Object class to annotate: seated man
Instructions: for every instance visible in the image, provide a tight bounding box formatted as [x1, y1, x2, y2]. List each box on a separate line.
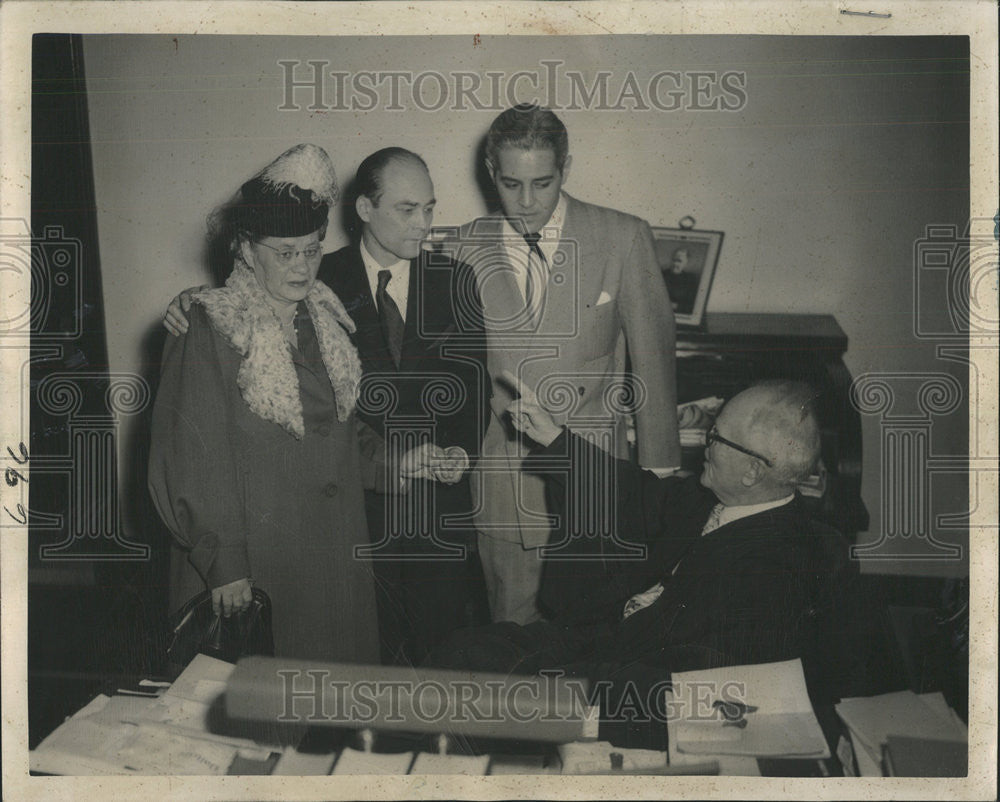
[426, 378, 873, 748]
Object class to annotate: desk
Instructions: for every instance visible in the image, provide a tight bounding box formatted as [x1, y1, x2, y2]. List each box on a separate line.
[31, 654, 851, 777]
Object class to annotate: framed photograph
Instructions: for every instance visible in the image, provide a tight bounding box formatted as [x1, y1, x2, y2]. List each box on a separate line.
[652, 227, 724, 327]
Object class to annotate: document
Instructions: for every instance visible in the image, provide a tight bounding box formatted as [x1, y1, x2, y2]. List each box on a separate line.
[30, 716, 237, 776]
[558, 740, 668, 773]
[331, 748, 415, 775]
[410, 753, 492, 775]
[835, 689, 967, 772]
[669, 659, 829, 758]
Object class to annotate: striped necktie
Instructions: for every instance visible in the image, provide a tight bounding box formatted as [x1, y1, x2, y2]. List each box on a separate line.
[522, 231, 546, 325]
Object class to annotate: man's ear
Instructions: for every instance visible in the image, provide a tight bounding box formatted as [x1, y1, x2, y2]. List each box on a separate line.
[740, 459, 766, 488]
[356, 194, 373, 223]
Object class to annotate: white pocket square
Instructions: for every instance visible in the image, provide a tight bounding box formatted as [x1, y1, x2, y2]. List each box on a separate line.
[596, 291, 613, 306]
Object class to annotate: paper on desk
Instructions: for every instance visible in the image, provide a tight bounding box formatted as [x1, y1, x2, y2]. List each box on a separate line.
[167, 653, 236, 702]
[835, 689, 966, 768]
[488, 754, 561, 775]
[30, 717, 236, 775]
[917, 691, 968, 736]
[272, 745, 338, 776]
[848, 730, 881, 777]
[670, 659, 829, 758]
[663, 694, 761, 777]
[558, 740, 667, 774]
[332, 747, 415, 775]
[410, 753, 491, 775]
[559, 741, 667, 774]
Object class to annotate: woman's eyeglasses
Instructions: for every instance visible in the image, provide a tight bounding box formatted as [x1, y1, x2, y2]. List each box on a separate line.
[254, 241, 323, 264]
[705, 425, 774, 468]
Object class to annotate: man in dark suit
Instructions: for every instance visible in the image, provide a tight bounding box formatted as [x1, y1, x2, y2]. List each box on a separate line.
[321, 148, 490, 665]
[428, 379, 872, 746]
[441, 105, 682, 626]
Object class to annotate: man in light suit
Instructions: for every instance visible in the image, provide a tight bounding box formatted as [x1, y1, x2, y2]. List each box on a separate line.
[442, 105, 681, 625]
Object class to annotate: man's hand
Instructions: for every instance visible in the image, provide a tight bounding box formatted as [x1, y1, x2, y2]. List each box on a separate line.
[399, 442, 447, 482]
[430, 446, 469, 485]
[163, 286, 208, 336]
[501, 370, 563, 447]
[212, 577, 253, 618]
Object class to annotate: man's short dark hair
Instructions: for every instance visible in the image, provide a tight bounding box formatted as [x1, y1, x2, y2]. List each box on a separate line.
[485, 104, 570, 171]
[355, 147, 428, 206]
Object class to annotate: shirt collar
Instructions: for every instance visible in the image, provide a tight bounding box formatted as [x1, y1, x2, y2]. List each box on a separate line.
[360, 238, 409, 280]
[714, 494, 795, 530]
[500, 192, 567, 263]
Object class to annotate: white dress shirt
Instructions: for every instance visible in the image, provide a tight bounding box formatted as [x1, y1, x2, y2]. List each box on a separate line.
[361, 239, 410, 323]
[500, 192, 567, 301]
[360, 240, 471, 480]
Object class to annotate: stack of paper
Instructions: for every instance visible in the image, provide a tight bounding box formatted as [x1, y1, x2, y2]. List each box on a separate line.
[662, 711, 761, 777]
[669, 659, 829, 759]
[30, 654, 281, 775]
[410, 752, 491, 775]
[331, 747, 415, 774]
[835, 690, 967, 777]
[29, 695, 238, 776]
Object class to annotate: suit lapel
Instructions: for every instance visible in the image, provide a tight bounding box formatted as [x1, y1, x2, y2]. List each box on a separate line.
[472, 217, 528, 335]
[546, 195, 601, 329]
[398, 256, 423, 370]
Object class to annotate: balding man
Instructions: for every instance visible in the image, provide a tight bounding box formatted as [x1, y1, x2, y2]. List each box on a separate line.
[428, 380, 871, 744]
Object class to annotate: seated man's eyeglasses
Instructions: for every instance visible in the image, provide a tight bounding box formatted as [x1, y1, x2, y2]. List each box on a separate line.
[705, 425, 774, 468]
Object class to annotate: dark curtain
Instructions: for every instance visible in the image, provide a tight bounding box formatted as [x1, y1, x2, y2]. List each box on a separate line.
[29, 33, 169, 747]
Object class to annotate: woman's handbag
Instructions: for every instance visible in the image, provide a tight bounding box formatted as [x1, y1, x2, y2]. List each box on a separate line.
[166, 587, 274, 671]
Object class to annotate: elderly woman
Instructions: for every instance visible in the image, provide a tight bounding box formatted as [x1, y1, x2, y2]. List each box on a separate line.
[148, 144, 379, 662]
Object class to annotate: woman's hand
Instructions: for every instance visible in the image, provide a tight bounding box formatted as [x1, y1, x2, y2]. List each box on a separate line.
[163, 285, 209, 336]
[501, 370, 563, 447]
[212, 577, 253, 617]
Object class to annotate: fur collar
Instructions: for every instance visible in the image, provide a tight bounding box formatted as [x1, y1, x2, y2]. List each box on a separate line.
[193, 264, 361, 438]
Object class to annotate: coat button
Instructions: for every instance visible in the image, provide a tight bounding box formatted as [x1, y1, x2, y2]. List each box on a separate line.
[317, 424, 331, 437]
[324, 482, 338, 497]
[578, 386, 586, 396]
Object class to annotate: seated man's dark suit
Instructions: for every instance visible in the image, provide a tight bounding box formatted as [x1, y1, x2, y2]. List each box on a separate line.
[428, 430, 873, 747]
[320, 245, 491, 665]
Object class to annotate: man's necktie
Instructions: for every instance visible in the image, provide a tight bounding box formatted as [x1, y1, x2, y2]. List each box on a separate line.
[665, 503, 726, 580]
[522, 231, 546, 325]
[376, 269, 404, 367]
[701, 503, 725, 536]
